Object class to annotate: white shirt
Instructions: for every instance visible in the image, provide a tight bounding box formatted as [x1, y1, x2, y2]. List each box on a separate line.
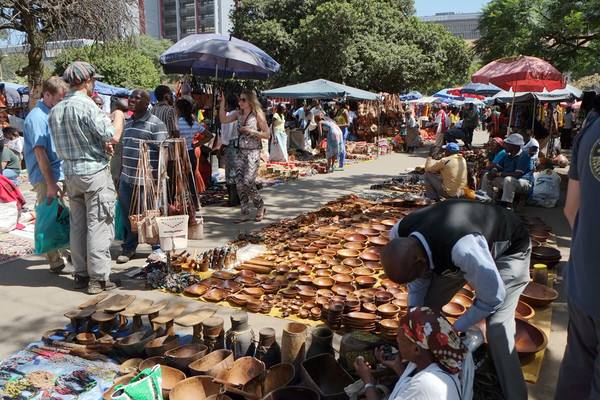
[390, 362, 461, 400]
[523, 138, 540, 159]
[220, 111, 237, 145]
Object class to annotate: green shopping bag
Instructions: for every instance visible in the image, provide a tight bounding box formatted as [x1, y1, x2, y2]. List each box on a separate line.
[34, 198, 70, 254]
[111, 364, 163, 400]
[115, 200, 124, 241]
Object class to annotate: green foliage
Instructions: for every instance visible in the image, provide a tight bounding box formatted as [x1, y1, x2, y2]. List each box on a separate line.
[475, 0, 600, 79]
[230, 0, 472, 93]
[0, 53, 28, 84]
[53, 39, 161, 89]
[134, 35, 173, 69]
[572, 74, 600, 91]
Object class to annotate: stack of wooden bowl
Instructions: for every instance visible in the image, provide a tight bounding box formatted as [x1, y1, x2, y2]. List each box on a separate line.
[379, 319, 400, 341]
[342, 312, 380, 332]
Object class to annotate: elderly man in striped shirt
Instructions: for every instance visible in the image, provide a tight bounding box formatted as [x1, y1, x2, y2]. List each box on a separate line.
[48, 61, 120, 294]
[117, 89, 168, 264]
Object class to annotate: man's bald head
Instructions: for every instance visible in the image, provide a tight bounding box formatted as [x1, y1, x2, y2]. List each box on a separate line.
[381, 237, 429, 284]
[129, 89, 150, 114]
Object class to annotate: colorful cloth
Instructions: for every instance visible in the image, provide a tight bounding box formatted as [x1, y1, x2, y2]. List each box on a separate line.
[48, 91, 115, 176]
[400, 306, 467, 374]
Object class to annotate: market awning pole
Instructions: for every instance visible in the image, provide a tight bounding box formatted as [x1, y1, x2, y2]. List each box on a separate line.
[507, 87, 516, 134]
[531, 97, 536, 133]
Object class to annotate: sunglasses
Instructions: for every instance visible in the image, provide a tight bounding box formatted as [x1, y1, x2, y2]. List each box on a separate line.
[239, 97, 247, 102]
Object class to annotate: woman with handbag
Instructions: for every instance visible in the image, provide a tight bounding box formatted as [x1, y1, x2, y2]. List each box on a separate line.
[219, 90, 270, 222]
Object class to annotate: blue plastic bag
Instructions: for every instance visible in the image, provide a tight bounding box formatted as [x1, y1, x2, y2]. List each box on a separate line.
[34, 198, 70, 254]
[115, 200, 124, 241]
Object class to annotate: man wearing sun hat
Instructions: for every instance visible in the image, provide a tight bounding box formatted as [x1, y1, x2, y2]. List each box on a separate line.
[48, 61, 119, 295]
[423, 142, 468, 201]
[480, 133, 534, 208]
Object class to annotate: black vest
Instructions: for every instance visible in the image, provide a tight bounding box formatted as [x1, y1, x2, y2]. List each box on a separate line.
[396, 199, 530, 274]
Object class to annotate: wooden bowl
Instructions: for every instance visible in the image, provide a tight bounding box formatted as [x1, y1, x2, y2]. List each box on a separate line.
[242, 287, 265, 297]
[353, 267, 376, 276]
[332, 274, 353, 284]
[377, 303, 401, 318]
[139, 356, 167, 371]
[238, 269, 257, 278]
[357, 228, 380, 237]
[183, 284, 209, 297]
[116, 331, 157, 357]
[169, 376, 221, 400]
[316, 289, 334, 298]
[165, 344, 208, 371]
[276, 265, 291, 274]
[297, 275, 314, 285]
[458, 287, 474, 300]
[298, 265, 313, 274]
[145, 335, 180, 357]
[344, 233, 369, 243]
[228, 293, 254, 306]
[332, 283, 356, 296]
[451, 294, 473, 309]
[381, 219, 398, 227]
[356, 275, 377, 288]
[337, 249, 360, 259]
[516, 300, 535, 320]
[359, 251, 380, 262]
[313, 277, 335, 288]
[315, 269, 332, 277]
[344, 312, 380, 322]
[76, 332, 96, 345]
[362, 302, 378, 313]
[374, 292, 394, 305]
[341, 258, 363, 268]
[442, 302, 466, 318]
[188, 349, 234, 377]
[379, 318, 400, 331]
[119, 358, 143, 375]
[343, 241, 366, 250]
[520, 282, 559, 308]
[369, 236, 390, 246]
[515, 318, 548, 356]
[160, 365, 187, 397]
[219, 356, 265, 387]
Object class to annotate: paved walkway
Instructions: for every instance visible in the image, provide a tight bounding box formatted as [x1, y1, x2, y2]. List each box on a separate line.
[0, 137, 569, 399]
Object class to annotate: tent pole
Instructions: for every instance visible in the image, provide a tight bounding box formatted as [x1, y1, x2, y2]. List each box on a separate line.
[507, 89, 516, 135]
[531, 97, 536, 133]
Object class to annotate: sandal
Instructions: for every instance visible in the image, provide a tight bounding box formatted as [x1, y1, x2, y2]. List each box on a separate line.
[255, 207, 267, 222]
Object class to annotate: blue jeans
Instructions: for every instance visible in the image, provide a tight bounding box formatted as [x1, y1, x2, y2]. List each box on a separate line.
[2, 168, 18, 184]
[339, 127, 349, 168]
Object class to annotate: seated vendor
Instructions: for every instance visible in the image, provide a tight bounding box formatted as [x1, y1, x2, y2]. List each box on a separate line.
[424, 142, 467, 201]
[444, 119, 466, 145]
[1, 142, 21, 183]
[480, 133, 534, 208]
[354, 306, 468, 400]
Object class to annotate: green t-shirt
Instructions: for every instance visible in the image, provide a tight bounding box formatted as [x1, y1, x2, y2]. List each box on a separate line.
[1, 147, 20, 171]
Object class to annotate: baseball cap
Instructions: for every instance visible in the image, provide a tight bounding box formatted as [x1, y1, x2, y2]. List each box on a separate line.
[63, 61, 103, 85]
[442, 142, 460, 153]
[504, 133, 525, 147]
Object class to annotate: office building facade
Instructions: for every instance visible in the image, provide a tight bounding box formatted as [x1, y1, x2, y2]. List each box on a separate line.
[420, 12, 482, 41]
[137, 0, 236, 41]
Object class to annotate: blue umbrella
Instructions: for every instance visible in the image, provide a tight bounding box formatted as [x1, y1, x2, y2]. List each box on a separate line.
[461, 82, 502, 96]
[160, 34, 280, 80]
[399, 91, 422, 101]
[94, 81, 131, 97]
[433, 88, 465, 101]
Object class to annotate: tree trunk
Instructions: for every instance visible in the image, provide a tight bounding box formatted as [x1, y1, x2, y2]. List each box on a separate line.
[25, 44, 45, 109]
[21, 10, 47, 109]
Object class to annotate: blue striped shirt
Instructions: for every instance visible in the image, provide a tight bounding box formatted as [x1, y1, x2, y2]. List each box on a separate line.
[177, 117, 205, 150]
[121, 111, 168, 185]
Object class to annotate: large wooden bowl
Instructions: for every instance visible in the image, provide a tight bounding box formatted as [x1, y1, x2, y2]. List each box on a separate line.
[515, 317, 548, 356]
[165, 344, 208, 371]
[169, 376, 221, 400]
[520, 282, 559, 308]
[161, 365, 186, 397]
[516, 300, 535, 320]
[442, 302, 466, 318]
[188, 349, 234, 378]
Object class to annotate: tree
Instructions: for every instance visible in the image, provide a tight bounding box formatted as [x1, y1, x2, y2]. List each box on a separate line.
[0, 53, 28, 83]
[475, 0, 600, 79]
[230, 0, 472, 93]
[0, 0, 136, 105]
[54, 40, 161, 89]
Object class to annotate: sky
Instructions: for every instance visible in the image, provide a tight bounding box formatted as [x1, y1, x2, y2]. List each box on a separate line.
[414, 0, 491, 16]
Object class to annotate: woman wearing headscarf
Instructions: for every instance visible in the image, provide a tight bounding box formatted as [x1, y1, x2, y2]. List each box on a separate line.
[219, 89, 270, 222]
[354, 307, 469, 400]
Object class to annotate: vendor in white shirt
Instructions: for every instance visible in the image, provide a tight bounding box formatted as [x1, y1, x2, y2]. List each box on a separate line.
[354, 307, 467, 400]
[383, 199, 531, 400]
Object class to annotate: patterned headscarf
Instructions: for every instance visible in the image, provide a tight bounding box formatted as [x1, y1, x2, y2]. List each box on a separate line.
[400, 306, 467, 374]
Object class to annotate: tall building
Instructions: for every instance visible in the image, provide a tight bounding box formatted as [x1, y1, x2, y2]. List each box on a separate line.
[135, 0, 235, 42]
[420, 12, 482, 41]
